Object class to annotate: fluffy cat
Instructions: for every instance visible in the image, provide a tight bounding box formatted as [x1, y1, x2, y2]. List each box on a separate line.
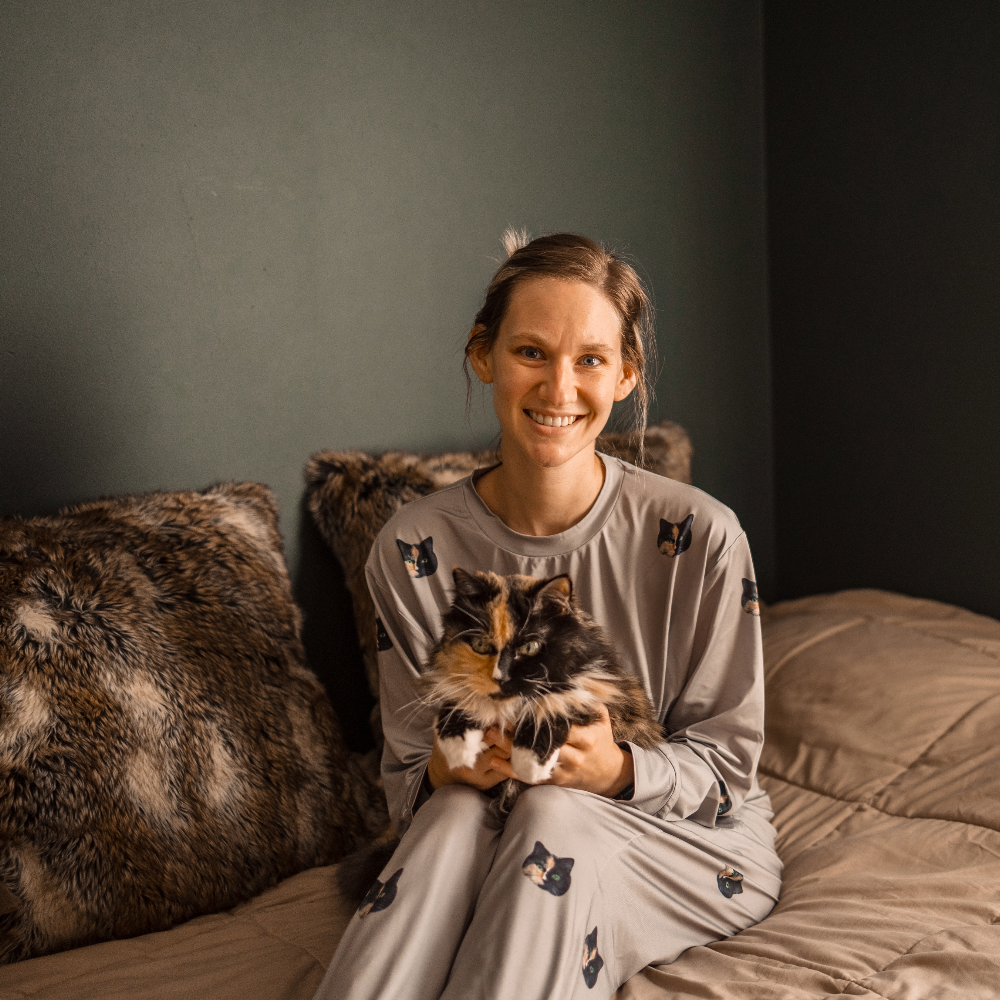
[425, 568, 663, 816]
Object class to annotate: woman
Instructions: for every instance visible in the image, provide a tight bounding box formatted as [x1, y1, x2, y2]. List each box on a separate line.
[313, 233, 781, 1000]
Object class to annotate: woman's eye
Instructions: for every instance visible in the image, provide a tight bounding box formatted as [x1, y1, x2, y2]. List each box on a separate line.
[517, 639, 542, 656]
[471, 635, 494, 654]
[519, 346, 544, 360]
[579, 355, 602, 368]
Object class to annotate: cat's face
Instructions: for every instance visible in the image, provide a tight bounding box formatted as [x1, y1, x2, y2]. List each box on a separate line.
[465, 276, 636, 472]
[430, 568, 615, 719]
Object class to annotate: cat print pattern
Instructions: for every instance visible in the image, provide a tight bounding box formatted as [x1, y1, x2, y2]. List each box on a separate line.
[358, 869, 403, 917]
[581, 927, 604, 989]
[376, 618, 393, 651]
[657, 514, 694, 557]
[395, 537, 438, 578]
[741, 579, 760, 615]
[717, 866, 744, 898]
[521, 841, 574, 896]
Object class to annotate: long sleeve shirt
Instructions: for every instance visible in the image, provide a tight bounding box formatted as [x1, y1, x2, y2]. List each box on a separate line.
[365, 454, 766, 834]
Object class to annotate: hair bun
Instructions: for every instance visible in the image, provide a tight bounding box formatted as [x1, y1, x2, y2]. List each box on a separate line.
[501, 227, 531, 258]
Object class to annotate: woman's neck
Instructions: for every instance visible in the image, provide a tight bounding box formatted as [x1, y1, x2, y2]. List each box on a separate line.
[474, 446, 606, 536]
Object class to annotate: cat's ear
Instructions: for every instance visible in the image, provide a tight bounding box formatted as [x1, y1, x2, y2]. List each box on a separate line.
[535, 574, 573, 609]
[453, 567, 487, 598]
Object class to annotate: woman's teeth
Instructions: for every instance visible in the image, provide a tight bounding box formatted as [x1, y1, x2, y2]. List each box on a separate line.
[528, 410, 581, 427]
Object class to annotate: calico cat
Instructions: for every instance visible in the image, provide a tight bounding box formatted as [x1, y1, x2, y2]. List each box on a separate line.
[521, 841, 574, 896]
[425, 568, 663, 816]
[741, 578, 760, 615]
[396, 537, 438, 578]
[657, 514, 693, 557]
[581, 927, 604, 988]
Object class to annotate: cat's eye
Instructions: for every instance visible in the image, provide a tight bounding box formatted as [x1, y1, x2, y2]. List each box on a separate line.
[517, 639, 542, 656]
[470, 635, 494, 655]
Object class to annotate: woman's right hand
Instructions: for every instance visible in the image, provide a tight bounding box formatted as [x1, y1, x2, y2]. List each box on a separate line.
[426, 725, 516, 791]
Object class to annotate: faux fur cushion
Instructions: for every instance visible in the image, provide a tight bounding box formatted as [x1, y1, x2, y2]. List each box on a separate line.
[0, 482, 378, 964]
[304, 422, 692, 745]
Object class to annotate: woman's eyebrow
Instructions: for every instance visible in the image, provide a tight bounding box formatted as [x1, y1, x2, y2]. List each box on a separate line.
[511, 332, 615, 353]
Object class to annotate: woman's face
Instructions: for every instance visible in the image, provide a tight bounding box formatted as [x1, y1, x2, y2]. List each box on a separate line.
[469, 276, 637, 471]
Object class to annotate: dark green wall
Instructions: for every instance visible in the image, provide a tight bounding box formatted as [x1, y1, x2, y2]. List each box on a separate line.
[766, 2, 1000, 619]
[1, 3, 772, 744]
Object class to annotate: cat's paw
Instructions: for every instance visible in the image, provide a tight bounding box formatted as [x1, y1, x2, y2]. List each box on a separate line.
[438, 729, 489, 771]
[511, 746, 560, 784]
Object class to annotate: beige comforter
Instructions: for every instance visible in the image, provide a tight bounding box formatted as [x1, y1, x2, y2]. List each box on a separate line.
[2, 590, 998, 999]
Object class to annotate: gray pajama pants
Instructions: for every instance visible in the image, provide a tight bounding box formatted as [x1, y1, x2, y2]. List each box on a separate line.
[313, 784, 782, 1000]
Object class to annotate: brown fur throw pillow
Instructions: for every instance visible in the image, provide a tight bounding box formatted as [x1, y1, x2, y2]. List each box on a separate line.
[0, 482, 377, 964]
[304, 421, 692, 746]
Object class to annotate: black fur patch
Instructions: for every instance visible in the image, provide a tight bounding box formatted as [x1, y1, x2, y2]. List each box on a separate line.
[741, 578, 760, 615]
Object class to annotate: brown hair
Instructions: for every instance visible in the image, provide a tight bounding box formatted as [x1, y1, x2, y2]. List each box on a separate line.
[464, 230, 656, 454]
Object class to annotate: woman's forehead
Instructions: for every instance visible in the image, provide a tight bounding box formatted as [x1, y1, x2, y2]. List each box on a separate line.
[501, 276, 622, 348]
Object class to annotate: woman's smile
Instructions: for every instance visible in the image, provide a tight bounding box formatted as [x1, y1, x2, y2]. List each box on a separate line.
[525, 409, 585, 429]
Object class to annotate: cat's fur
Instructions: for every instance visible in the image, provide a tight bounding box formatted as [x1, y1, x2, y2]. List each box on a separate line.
[339, 568, 663, 907]
[426, 568, 663, 817]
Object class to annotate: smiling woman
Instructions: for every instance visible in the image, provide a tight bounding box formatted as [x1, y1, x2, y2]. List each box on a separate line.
[313, 234, 781, 1000]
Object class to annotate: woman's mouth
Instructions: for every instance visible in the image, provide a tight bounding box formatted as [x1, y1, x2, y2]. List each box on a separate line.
[526, 410, 583, 428]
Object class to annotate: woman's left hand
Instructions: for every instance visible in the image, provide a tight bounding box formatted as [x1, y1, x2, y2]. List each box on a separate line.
[543, 704, 634, 798]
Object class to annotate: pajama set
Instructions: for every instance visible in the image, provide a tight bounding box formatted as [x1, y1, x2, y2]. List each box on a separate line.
[313, 456, 782, 1000]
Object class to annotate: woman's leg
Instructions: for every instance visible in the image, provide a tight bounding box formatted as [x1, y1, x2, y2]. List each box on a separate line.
[440, 785, 781, 1000]
[313, 784, 502, 1000]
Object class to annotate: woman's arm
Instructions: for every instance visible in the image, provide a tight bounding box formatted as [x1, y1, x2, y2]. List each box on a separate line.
[626, 531, 765, 824]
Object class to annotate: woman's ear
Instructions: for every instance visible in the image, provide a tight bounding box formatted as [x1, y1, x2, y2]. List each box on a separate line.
[614, 362, 638, 402]
[467, 325, 494, 384]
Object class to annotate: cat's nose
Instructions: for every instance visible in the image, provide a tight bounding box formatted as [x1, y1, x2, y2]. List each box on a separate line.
[493, 647, 515, 683]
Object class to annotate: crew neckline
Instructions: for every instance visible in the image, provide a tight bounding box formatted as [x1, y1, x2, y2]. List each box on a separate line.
[462, 453, 626, 557]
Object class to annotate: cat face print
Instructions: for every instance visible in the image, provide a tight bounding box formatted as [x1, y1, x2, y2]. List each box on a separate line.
[522, 841, 574, 896]
[581, 927, 604, 989]
[717, 781, 732, 816]
[376, 618, 392, 651]
[657, 514, 693, 557]
[741, 578, 760, 615]
[396, 537, 437, 578]
[717, 865, 744, 898]
[357, 868, 402, 917]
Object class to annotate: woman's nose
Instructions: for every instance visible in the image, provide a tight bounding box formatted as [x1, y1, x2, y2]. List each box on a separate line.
[538, 360, 576, 405]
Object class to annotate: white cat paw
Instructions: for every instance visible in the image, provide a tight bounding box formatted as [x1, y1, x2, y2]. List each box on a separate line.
[438, 729, 488, 771]
[511, 746, 560, 784]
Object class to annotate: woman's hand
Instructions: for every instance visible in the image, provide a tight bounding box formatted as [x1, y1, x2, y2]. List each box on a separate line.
[426, 725, 517, 791]
[544, 704, 634, 798]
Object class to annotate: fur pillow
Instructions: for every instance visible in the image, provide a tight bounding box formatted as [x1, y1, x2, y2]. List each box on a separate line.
[0, 482, 378, 964]
[304, 421, 692, 745]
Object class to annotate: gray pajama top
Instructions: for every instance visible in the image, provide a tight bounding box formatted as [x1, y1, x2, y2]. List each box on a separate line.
[366, 454, 768, 834]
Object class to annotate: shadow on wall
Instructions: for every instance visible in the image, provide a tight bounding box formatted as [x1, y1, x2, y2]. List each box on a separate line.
[293, 501, 376, 754]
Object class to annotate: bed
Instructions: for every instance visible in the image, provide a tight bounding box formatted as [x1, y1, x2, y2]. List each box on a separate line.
[3, 587, 997, 999]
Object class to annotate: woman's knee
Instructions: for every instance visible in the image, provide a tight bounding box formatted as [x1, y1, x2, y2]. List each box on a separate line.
[506, 784, 582, 833]
[416, 782, 492, 834]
